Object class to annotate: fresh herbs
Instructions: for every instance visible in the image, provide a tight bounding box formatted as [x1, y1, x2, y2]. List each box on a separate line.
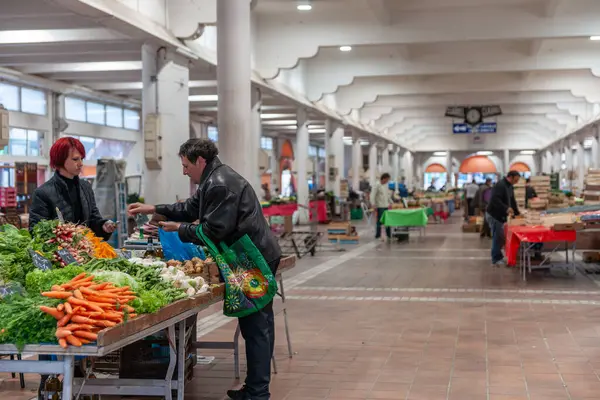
[25, 265, 85, 294]
[0, 295, 59, 350]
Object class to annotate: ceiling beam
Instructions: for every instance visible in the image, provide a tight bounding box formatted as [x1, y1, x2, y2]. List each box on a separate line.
[366, 0, 393, 25]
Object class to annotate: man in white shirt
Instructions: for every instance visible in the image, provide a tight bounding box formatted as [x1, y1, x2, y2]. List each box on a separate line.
[373, 173, 392, 240]
[465, 179, 480, 217]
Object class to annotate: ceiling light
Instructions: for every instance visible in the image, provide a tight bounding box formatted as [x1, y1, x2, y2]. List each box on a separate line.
[584, 138, 594, 148]
[297, 4, 312, 11]
[309, 128, 326, 134]
[433, 151, 447, 156]
[520, 150, 536, 155]
[188, 95, 218, 102]
[260, 113, 295, 119]
[590, 36, 600, 41]
[262, 119, 297, 125]
[477, 151, 493, 156]
[339, 46, 352, 52]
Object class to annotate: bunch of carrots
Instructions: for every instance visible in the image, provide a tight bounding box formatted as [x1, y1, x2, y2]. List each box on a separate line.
[85, 232, 117, 259]
[39, 272, 137, 348]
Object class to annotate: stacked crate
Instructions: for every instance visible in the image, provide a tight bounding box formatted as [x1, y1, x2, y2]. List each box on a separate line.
[0, 188, 16, 208]
[529, 175, 551, 210]
[514, 180, 526, 211]
[584, 168, 600, 204]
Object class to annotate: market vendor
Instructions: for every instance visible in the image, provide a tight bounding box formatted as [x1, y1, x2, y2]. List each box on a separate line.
[128, 138, 281, 400]
[29, 137, 117, 240]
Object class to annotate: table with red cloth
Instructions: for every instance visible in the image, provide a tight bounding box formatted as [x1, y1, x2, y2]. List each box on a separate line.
[505, 225, 577, 281]
[262, 200, 328, 223]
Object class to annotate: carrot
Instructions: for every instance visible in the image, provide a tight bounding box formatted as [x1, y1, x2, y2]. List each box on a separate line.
[71, 315, 93, 324]
[65, 335, 82, 347]
[57, 304, 64, 312]
[39, 306, 64, 320]
[121, 305, 135, 313]
[77, 282, 93, 288]
[41, 291, 72, 299]
[64, 303, 73, 314]
[73, 276, 93, 285]
[90, 319, 117, 328]
[64, 324, 94, 331]
[51, 285, 64, 292]
[57, 313, 72, 327]
[78, 338, 92, 345]
[73, 289, 84, 300]
[128, 314, 138, 319]
[86, 297, 117, 305]
[68, 297, 104, 313]
[58, 338, 68, 349]
[73, 331, 98, 341]
[69, 272, 87, 282]
[55, 329, 72, 339]
[76, 311, 103, 319]
[88, 283, 109, 291]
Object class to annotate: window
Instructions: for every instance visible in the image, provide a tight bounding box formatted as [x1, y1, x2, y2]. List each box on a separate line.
[124, 109, 139, 130]
[62, 134, 135, 161]
[20, 87, 46, 115]
[260, 137, 273, 150]
[208, 126, 218, 142]
[0, 128, 43, 156]
[0, 83, 19, 111]
[308, 145, 317, 157]
[318, 148, 326, 158]
[65, 97, 86, 122]
[86, 102, 105, 125]
[106, 105, 123, 128]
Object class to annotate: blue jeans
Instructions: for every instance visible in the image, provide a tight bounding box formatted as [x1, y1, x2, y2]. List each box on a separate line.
[376, 208, 391, 238]
[486, 213, 505, 264]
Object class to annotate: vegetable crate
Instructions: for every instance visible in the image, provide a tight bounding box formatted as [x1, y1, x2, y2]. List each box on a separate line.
[0, 188, 16, 208]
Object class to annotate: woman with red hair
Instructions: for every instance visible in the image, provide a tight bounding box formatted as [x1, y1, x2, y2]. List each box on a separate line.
[30, 137, 116, 240]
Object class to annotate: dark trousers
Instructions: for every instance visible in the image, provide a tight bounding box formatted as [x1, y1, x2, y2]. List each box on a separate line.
[466, 198, 475, 216]
[238, 258, 279, 400]
[375, 208, 391, 238]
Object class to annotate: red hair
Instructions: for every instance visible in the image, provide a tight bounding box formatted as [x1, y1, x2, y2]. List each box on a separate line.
[49, 137, 86, 170]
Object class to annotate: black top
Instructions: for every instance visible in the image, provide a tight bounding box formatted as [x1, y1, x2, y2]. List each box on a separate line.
[30, 173, 110, 240]
[155, 157, 282, 268]
[486, 178, 520, 223]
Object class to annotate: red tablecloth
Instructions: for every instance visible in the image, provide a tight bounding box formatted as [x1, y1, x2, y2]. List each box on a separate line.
[262, 200, 328, 223]
[505, 225, 577, 266]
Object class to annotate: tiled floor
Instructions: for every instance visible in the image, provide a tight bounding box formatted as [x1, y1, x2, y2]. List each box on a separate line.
[5, 216, 600, 400]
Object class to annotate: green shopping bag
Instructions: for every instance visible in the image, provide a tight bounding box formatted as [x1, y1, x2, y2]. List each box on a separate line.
[196, 226, 278, 318]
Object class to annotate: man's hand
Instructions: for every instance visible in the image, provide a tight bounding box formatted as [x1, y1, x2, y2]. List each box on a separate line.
[103, 221, 117, 233]
[159, 221, 181, 232]
[507, 208, 514, 217]
[128, 203, 156, 216]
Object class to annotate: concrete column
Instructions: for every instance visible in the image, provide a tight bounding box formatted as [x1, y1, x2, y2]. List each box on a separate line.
[369, 142, 377, 188]
[392, 146, 400, 192]
[446, 151, 453, 188]
[565, 142, 573, 190]
[352, 131, 361, 191]
[296, 108, 309, 222]
[250, 87, 262, 196]
[592, 129, 600, 169]
[270, 137, 280, 192]
[576, 141, 585, 195]
[382, 144, 390, 173]
[503, 148, 510, 174]
[142, 44, 190, 205]
[217, 0, 252, 178]
[324, 119, 333, 192]
[553, 147, 561, 173]
[332, 124, 345, 197]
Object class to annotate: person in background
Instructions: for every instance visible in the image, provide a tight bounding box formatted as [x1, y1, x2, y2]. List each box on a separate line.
[465, 179, 480, 216]
[373, 173, 392, 240]
[128, 138, 281, 400]
[486, 171, 521, 266]
[525, 178, 537, 208]
[397, 177, 409, 198]
[261, 183, 272, 202]
[475, 178, 493, 238]
[29, 137, 116, 399]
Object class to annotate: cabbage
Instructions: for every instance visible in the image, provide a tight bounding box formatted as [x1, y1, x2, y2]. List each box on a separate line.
[92, 271, 140, 292]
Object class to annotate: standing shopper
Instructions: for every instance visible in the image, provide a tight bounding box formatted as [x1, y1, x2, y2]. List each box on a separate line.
[372, 173, 392, 240]
[30, 137, 116, 400]
[486, 171, 521, 266]
[477, 178, 493, 238]
[464, 179, 479, 216]
[128, 139, 281, 400]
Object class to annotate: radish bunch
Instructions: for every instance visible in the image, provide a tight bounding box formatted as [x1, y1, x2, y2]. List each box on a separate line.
[47, 223, 94, 266]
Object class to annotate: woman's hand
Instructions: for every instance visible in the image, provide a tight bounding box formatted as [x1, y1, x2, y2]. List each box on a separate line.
[103, 221, 117, 233]
[159, 221, 181, 232]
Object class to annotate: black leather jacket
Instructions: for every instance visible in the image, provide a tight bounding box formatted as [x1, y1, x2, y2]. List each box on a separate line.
[155, 157, 282, 267]
[486, 178, 520, 223]
[30, 173, 111, 240]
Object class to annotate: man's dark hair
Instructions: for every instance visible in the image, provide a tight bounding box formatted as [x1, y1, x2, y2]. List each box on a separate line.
[507, 170, 521, 178]
[178, 138, 219, 164]
[381, 173, 391, 180]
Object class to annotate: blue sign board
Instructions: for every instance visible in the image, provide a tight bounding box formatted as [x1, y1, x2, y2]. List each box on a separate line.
[453, 122, 497, 134]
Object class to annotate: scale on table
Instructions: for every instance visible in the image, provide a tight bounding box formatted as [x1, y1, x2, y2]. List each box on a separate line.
[122, 214, 162, 253]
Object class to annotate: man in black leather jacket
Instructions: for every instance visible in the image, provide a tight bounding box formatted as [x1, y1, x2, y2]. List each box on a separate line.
[128, 138, 281, 400]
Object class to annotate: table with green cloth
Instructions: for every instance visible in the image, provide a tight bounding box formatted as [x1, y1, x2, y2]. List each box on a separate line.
[381, 208, 428, 238]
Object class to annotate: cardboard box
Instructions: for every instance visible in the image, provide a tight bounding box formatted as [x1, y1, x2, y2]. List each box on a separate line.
[270, 215, 293, 234]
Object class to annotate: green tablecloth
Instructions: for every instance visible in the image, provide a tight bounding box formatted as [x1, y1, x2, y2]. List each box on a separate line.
[381, 208, 428, 227]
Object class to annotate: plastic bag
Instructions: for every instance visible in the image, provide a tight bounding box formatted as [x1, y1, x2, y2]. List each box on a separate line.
[159, 229, 206, 261]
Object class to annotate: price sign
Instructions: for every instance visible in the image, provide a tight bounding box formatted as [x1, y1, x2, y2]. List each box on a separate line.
[115, 249, 132, 259]
[0, 284, 20, 298]
[28, 249, 52, 271]
[56, 249, 79, 265]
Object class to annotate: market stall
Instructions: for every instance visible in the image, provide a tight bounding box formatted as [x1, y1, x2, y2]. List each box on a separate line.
[262, 200, 328, 223]
[380, 208, 428, 238]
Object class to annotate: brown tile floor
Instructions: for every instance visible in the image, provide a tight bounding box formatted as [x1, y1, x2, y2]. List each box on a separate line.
[5, 216, 600, 399]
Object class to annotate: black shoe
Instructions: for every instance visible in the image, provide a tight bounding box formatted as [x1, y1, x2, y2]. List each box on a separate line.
[227, 386, 248, 400]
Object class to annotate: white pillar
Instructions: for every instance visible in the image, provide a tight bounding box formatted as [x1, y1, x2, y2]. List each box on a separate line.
[250, 87, 262, 196]
[565, 142, 573, 190]
[382, 144, 390, 173]
[369, 142, 377, 188]
[503, 148, 510, 174]
[553, 148, 561, 173]
[142, 44, 190, 205]
[446, 151, 453, 188]
[352, 131, 361, 191]
[392, 146, 400, 192]
[324, 119, 333, 192]
[217, 0, 252, 178]
[296, 108, 309, 222]
[332, 124, 345, 197]
[577, 141, 585, 195]
[592, 130, 600, 169]
[270, 138, 279, 192]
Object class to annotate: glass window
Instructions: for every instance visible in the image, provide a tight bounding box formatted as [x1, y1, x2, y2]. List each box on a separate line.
[20, 87, 46, 115]
[65, 97, 86, 121]
[318, 148, 326, 158]
[0, 83, 19, 111]
[9, 128, 27, 156]
[260, 137, 273, 150]
[78, 136, 96, 159]
[86, 102, 105, 125]
[105, 105, 123, 128]
[123, 109, 140, 130]
[308, 145, 317, 157]
[27, 130, 40, 156]
[208, 126, 218, 142]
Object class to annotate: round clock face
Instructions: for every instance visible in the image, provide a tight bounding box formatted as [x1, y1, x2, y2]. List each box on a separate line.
[466, 108, 481, 125]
